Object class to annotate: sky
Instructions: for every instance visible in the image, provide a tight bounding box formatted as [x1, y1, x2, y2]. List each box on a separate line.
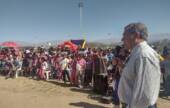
[0, 0, 170, 43]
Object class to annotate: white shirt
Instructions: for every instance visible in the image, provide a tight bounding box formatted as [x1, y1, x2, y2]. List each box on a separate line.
[60, 58, 69, 71]
[42, 61, 48, 70]
[118, 41, 161, 108]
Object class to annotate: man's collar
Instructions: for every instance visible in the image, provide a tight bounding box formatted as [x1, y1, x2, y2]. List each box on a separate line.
[131, 41, 147, 55]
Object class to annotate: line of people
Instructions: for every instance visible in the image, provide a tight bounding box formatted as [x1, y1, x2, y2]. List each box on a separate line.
[0, 47, 117, 89]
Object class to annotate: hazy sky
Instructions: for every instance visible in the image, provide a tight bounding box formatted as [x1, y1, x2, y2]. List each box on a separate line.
[0, 0, 170, 43]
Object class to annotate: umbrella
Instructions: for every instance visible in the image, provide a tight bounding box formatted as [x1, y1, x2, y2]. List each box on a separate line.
[0, 41, 19, 48]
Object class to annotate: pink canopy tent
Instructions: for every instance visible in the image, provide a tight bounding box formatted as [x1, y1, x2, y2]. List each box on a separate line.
[0, 41, 20, 48]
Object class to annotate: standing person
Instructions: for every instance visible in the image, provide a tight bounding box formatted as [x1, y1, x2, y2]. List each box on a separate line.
[70, 54, 77, 85]
[118, 22, 161, 108]
[13, 56, 22, 78]
[112, 57, 121, 108]
[107, 49, 114, 63]
[55, 53, 63, 80]
[22, 50, 30, 77]
[112, 48, 130, 108]
[38, 57, 48, 80]
[31, 53, 38, 78]
[76, 54, 86, 88]
[41, 57, 48, 80]
[67, 55, 72, 80]
[5, 56, 14, 79]
[60, 54, 70, 83]
[162, 46, 169, 58]
[84, 54, 93, 87]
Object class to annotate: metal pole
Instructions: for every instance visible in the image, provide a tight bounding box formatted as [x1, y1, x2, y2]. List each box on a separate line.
[79, 0, 83, 37]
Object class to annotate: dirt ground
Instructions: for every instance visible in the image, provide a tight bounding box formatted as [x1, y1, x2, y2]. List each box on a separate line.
[0, 76, 169, 108]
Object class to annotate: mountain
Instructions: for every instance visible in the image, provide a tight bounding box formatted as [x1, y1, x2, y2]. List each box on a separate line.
[90, 33, 170, 44]
[15, 41, 34, 47]
[34, 40, 63, 47]
[149, 33, 170, 42]
[2, 33, 169, 48]
[14, 40, 63, 47]
[88, 37, 121, 45]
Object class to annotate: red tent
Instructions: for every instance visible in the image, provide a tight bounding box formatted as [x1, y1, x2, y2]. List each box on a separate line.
[60, 41, 78, 51]
[0, 41, 19, 48]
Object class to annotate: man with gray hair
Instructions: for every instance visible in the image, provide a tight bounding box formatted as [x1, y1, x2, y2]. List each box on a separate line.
[118, 22, 161, 108]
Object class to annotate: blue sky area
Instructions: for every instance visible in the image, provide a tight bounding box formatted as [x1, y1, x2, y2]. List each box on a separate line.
[0, 0, 170, 43]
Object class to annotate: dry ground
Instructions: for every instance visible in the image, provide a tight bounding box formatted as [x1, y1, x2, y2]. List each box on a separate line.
[0, 76, 169, 108]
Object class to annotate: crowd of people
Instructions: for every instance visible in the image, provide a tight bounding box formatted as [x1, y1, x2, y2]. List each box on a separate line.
[0, 22, 170, 108]
[0, 45, 129, 88]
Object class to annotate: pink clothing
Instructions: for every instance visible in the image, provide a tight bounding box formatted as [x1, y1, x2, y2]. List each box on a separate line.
[77, 58, 86, 70]
[55, 56, 63, 80]
[38, 68, 45, 79]
[71, 60, 77, 84]
[37, 61, 47, 79]
[32, 58, 38, 67]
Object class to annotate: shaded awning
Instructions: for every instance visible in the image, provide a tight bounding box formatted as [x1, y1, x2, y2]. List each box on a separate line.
[0, 41, 19, 48]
